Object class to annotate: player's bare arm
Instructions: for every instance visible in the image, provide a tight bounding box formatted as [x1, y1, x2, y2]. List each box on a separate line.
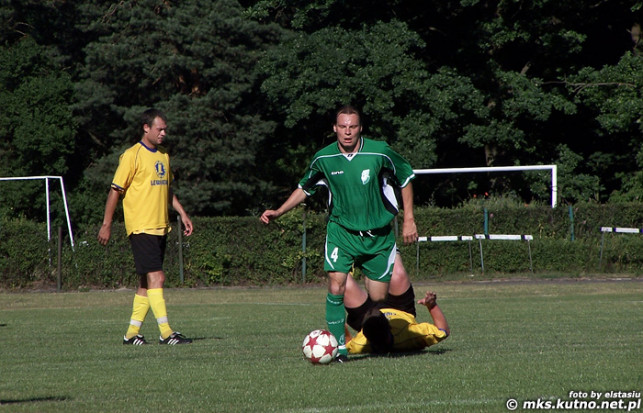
[401, 183, 418, 245]
[418, 291, 450, 336]
[260, 188, 307, 224]
[170, 190, 193, 236]
[98, 188, 122, 245]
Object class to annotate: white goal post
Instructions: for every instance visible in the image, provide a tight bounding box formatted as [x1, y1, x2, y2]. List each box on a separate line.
[0, 175, 75, 250]
[412, 165, 558, 208]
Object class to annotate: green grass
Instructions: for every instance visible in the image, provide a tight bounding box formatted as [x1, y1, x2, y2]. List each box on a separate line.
[1, 280, 641, 412]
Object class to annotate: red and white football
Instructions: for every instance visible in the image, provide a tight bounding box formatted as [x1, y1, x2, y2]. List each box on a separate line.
[301, 329, 338, 364]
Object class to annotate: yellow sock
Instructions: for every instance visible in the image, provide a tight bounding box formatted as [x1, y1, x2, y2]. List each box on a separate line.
[125, 294, 150, 339]
[148, 288, 173, 339]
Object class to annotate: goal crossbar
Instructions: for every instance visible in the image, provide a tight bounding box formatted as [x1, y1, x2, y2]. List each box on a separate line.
[413, 165, 558, 208]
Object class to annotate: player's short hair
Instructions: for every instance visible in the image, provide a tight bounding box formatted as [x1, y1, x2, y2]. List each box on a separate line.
[141, 108, 167, 133]
[362, 307, 394, 353]
[335, 105, 361, 125]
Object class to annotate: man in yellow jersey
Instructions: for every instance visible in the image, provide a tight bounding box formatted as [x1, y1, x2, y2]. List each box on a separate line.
[98, 108, 194, 345]
[344, 252, 450, 354]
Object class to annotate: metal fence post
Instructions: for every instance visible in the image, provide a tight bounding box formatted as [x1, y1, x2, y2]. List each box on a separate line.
[57, 226, 63, 291]
[302, 207, 307, 283]
[177, 215, 184, 284]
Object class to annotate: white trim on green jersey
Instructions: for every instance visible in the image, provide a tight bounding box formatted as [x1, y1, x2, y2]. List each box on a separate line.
[298, 137, 415, 231]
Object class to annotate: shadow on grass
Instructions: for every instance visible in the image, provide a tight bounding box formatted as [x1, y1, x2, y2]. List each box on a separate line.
[347, 347, 452, 362]
[118, 336, 221, 346]
[0, 396, 70, 405]
[191, 336, 224, 342]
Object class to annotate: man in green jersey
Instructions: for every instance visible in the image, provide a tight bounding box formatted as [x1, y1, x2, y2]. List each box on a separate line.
[261, 105, 418, 361]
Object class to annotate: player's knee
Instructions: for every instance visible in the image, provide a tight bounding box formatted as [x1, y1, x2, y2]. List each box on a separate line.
[147, 270, 166, 287]
[368, 289, 387, 302]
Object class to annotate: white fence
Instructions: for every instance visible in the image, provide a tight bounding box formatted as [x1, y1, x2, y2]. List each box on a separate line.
[598, 226, 643, 268]
[417, 233, 534, 274]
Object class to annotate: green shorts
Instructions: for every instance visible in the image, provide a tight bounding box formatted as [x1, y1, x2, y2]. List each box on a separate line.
[324, 221, 396, 282]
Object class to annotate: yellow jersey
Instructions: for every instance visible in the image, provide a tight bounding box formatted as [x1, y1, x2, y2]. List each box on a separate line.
[346, 307, 448, 354]
[111, 141, 173, 236]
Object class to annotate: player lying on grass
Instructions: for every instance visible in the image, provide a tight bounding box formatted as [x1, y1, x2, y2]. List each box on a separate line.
[343, 252, 450, 354]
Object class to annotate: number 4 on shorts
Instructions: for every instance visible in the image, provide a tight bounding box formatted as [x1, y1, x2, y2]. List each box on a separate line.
[330, 247, 339, 262]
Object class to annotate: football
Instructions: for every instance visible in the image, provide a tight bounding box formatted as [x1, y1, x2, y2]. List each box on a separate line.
[301, 329, 338, 364]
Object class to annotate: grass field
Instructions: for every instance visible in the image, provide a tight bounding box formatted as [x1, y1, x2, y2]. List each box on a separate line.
[1, 279, 641, 412]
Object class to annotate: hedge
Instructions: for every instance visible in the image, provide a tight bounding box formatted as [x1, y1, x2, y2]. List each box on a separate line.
[1, 200, 642, 289]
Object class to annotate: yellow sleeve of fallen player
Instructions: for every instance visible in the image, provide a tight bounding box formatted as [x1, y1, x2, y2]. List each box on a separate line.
[346, 330, 372, 354]
[393, 321, 448, 351]
[346, 308, 448, 354]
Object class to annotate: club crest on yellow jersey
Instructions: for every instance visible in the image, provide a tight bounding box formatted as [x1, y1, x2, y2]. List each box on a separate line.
[155, 161, 167, 178]
[151, 161, 168, 186]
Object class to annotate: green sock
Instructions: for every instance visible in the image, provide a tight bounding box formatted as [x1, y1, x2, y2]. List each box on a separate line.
[326, 293, 347, 356]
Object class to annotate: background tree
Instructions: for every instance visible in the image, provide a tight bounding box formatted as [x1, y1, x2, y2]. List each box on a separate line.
[250, 0, 641, 206]
[0, 36, 77, 224]
[256, 21, 487, 205]
[570, 51, 643, 202]
[72, 0, 284, 218]
[0, 0, 640, 226]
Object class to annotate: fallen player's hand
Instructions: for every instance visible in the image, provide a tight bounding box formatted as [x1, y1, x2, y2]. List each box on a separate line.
[418, 291, 437, 309]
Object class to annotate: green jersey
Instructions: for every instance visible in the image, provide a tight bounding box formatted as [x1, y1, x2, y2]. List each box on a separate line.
[299, 137, 415, 231]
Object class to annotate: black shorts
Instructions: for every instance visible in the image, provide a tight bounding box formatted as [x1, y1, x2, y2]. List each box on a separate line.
[346, 285, 416, 331]
[129, 233, 167, 275]
[382, 285, 416, 317]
